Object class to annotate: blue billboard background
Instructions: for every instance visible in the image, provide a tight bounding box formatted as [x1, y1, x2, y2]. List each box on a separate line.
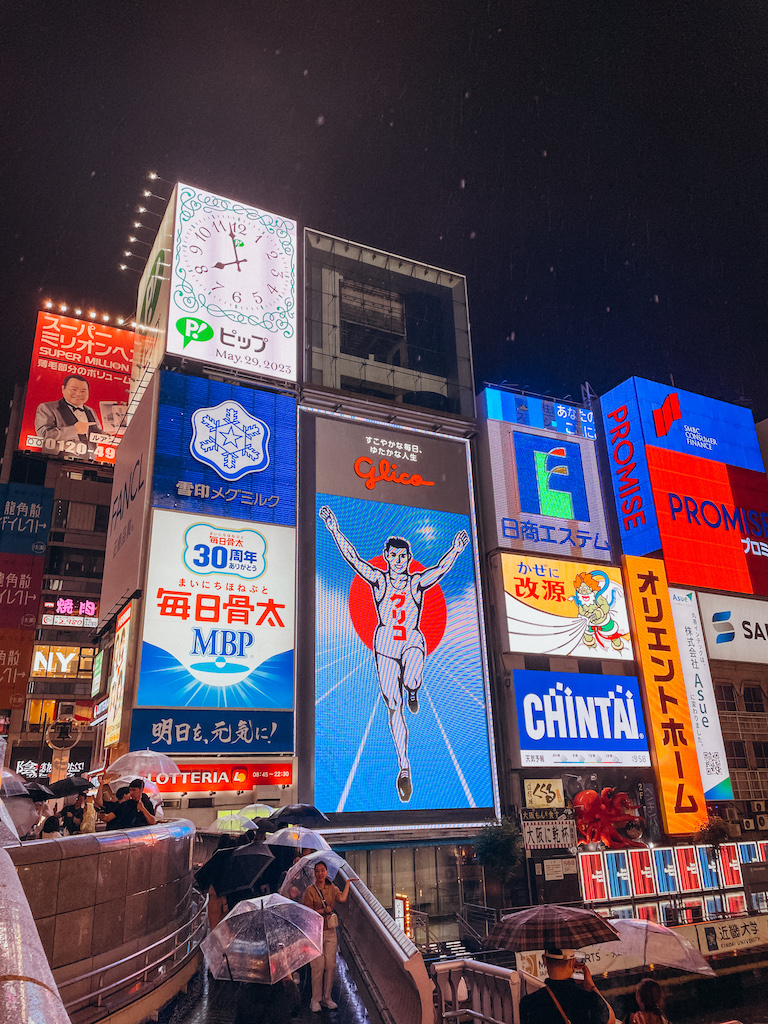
[152, 372, 296, 525]
[315, 493, 494, 813]
[514, 668, 650, 766]
[130, 707, 293, 755]
[0, 483, 54, 555]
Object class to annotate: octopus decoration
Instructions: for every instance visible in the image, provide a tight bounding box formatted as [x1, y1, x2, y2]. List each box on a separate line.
[573, 787, 646, 849]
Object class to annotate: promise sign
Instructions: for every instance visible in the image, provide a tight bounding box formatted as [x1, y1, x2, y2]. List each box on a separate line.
[623, 555, 706, 835]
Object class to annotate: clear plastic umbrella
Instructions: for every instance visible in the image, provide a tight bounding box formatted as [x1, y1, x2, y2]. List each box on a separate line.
[107, 775, 163, 810]
[1, 768, 31, 799]
[582, 917, 717, 976]
[278, 850, 354, 899]
[201, 893, 323, 983]
[265, 826, 331, 851]
[104, 749, 180, 780]
[0, 795, 20, 847]
[241, 803, 275, 819]
[202, 814, 261, 834]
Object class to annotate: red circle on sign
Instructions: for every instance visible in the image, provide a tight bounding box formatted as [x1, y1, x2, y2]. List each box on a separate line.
[348, 556, 447, 654]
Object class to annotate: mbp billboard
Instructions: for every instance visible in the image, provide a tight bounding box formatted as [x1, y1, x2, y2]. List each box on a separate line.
[152, 372, 296, 526]
[498, 554, 633, 661]
[19, 312, 136, 465]
[309, 413, 497, 816]
[513, 669, 650, 767]
[697, 591, 768, 664]
[136, 509, 294, 719]
[478, 389, 612, 561]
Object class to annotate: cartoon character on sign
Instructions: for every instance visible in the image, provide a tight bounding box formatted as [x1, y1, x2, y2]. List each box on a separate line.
[571, 571, 626, 651]
[319, 505, 468, 803]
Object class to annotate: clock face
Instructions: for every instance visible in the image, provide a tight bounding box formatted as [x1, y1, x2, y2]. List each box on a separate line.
[167, 184, 298, 382]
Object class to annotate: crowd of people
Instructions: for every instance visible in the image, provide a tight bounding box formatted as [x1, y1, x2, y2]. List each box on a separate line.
[28, 778, 157, 839]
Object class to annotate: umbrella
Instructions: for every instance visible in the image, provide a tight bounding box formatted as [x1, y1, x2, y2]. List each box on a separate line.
[1, 767, 31, 799]
[104, 749, 180, 780]
[270, 803, 330, 828]
[241, 803, 275, 819]
[25, 780, 55, 802]
[0, 796, 20, 847]
[201, 893, 323, 983]
[201, 814, 261, 834]
[486, 905, 620, 952]
[49, 775, 95, 798]
[265, 826, 331, 852]
[582, 918, 716, 977]
[106, 775, 162, 809]
[195, 842, 275, 896]
[278, 850, 355, 899]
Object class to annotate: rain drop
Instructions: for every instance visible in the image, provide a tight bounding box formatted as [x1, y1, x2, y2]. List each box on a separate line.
[316, 115, 325, 126]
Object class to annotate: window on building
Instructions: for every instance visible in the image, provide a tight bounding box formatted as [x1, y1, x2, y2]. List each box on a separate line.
[715, 684, 737, 713]
[94, 504, 110, 533]
[753, 741, 768, 769]
[25, 699, 57, 733]
[53, 500, 69, 529]
[744, 685, 765, 714]
[46, 547, 105, 578]
[725, 740, 748, 768]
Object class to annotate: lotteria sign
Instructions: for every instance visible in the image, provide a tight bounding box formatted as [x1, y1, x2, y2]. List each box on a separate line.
[145, 761, 293, 793]
[513, 668, 650, 767]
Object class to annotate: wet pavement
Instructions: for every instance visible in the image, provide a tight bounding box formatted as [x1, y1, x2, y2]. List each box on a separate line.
[161, 953, 371, 1024]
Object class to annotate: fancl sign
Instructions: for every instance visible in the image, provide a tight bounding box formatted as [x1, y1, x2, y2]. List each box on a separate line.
[514, 668, 650, 767]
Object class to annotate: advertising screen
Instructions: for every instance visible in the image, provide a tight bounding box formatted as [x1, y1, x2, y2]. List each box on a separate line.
[130, 708, 292, 755]
[0, 484, 54, 555]
[513, 668, 650, 767]
[143, 760, 292, 792]
[165, 184, 297, 383]
[19, 312, 136, 465]
[481, 416, 612, 561]
[0, 630, 35, 709]
[152, 372, 296, 526]
[312, 414, 496, 815]
[137, 509, 294, 712]
[481, 388, 597, 438]
[0, 554, 44, 630]
[697, 591, 768, 664]
[105, 603, 132, 747]
[669, 589, 732, 800]
[499, 554, 633, 661]
[623, 556, 707, 835]
[41, 597, 98, 628]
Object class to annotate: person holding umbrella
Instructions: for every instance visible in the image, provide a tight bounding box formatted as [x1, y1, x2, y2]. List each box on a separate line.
[302, 860, 351, 1012]
[519, 949, 616, 1024]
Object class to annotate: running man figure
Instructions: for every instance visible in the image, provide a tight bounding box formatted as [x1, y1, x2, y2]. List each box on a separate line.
[319, 506, 469, 802]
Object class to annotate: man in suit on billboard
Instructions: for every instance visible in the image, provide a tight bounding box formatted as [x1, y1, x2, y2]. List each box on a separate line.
[35, 373, 101, 445]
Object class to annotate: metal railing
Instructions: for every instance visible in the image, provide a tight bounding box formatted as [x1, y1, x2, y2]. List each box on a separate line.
[57, 889, 208, 1013]
[433, 958, 536, 1024]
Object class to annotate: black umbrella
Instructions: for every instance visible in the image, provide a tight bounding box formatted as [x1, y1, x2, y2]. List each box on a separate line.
[269, 804, 330, 828]
[196, 841, 275, 896]
[25, 780, 54, 801]
[48, 775, 94, 798]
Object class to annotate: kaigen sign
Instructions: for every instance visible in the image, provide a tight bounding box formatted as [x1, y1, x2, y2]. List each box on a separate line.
[19, 312, 136, 465]
[137, 509, 294, 711]
[696, 591, 768, 664]
[312, 413, 495, 815]
[499, 554, 633, 661]
[513, 669, 650, 767]
[624, 556, 707, 834]
[479, 403, 611, 560]
[669, 590, 732, 800]
[152, 372, 296, 526]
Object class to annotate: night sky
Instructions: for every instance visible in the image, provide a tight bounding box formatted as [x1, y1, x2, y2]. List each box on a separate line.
[2, 2, 767, 424]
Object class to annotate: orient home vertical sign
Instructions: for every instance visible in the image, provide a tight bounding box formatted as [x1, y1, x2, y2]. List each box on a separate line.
[623, 556, 706, 835]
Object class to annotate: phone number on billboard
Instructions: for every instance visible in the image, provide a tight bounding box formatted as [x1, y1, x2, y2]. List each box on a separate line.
[25, 434, 117, 460]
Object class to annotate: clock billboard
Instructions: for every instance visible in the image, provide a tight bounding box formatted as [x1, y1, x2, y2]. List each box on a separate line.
[133, 182, 297, 392]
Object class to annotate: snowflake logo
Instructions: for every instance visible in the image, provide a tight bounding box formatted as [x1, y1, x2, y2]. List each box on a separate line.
[189, 401, 270, 481]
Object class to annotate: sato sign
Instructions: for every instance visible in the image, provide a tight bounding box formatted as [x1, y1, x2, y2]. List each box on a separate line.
[19, 312, 136, 465]
[500, 554, 632, 661]
[145, 761, 293, 792]
[130, 708, 292, 755]
[137, 509, 294, 710]
[697, 591, 768, 665]
[312, 413, 496, 815]
[479, 407, 612, 561]
[624, 556, 706, 835]
[669, 590, 732, 800]
[152, 372, 296, 526]
[513, 669, 650, 767]
[166, 183, 297, 383]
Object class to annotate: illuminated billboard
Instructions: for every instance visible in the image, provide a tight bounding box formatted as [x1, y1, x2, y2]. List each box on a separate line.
[105, 603, 133, 748]
[624, 556, 706, 835]
[513, 668, 650, 767]
[0, 630, 35, 710]
[696, 591, 768, 664]
[311, 413, 496, 815]
[130, 707, 292, 755]
[152, 372, 296, 525]
[479, 390, 612, 561]
[669, 589, 732, 800]
[0, 484, 54, 555]
[137, 509, 294, 712]
[31, 645, 94, 678]
[0, 555, 44, 630]
[19, 312, 136, 465]
[166, 183, 297, 382]
[499, 554, 633, 661]
[41, 597, 98, 628]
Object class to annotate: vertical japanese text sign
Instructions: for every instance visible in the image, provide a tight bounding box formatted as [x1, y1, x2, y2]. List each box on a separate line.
[623, 555, 706, 834]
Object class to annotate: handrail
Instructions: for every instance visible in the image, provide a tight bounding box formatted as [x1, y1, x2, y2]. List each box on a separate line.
[433, 958, 523, 1024]
[57, 890, 208, 1011]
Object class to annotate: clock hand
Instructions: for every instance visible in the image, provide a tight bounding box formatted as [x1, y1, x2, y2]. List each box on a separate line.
[213, 259, 249, 270]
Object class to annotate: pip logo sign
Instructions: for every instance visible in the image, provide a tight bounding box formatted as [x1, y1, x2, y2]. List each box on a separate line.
[653, 393, 681, 437]
[513, 433, 589, 521]
[712, 610, 735, 644]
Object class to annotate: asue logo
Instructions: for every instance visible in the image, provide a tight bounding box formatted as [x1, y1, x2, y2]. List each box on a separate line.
[513, 433, 589, 521]
[712, 610, 735, 644]
[653, 393, 681, 437]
